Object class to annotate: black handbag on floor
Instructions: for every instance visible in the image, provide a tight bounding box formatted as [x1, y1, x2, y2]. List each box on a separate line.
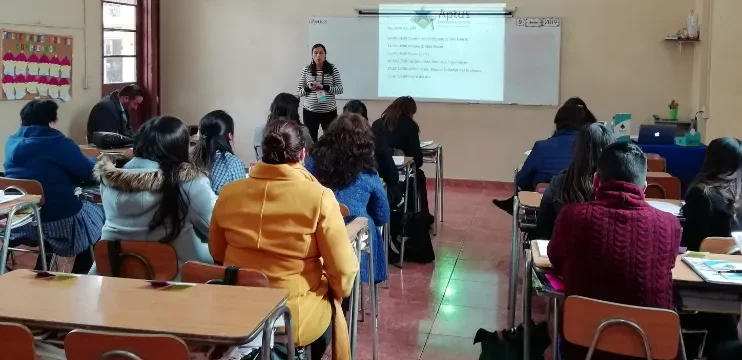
[474, 321, 551, 360]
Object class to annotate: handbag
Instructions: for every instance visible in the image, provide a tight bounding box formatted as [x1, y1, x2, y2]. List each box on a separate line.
[474, 320, 551, 360]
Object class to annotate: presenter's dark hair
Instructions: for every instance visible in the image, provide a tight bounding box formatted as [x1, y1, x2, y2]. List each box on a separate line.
[310, 43, 332, 76]
[558, 123, 616, 205]
[554, 97, 597, 132]
[268, 93, 301, 124]
[380, 96, 417, 131]
[119, 84, 144, 98]
[191, 110, 235, 171]
[310, 113, 376, 189]
[597, 142, 647, 186]
[343, 100, 368, 119]
[20, 99, 58, 127]
[134, 116, 192, 243]
[262, 120, 305, 164]
[693, 137, 742, 214]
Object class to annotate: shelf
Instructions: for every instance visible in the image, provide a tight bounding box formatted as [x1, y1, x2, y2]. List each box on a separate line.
[664, 38, 700, 54]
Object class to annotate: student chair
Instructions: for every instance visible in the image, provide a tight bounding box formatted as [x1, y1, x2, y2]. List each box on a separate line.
[339, 204, 350, 217]
[0, 322, 36, 360]
[180, 262, 294, 359]
[646, 174, 682, 200]
[699, 237, 741, 255]
[646, 153, 667, 172]
[93, 240, 179, 281]
[64, 330, 189, 360]
[563, 296, 686, 360]
[0, 178, 52, 274]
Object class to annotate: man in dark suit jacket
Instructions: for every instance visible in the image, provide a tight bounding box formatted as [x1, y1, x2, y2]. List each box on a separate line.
[86, 84, 144, 141]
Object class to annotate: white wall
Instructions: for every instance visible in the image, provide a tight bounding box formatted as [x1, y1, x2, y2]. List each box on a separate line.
[0, 0, 101, 152]
[161, 0, 696, 181]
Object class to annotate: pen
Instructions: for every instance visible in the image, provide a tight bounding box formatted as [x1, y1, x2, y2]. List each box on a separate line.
[719, 269, 742, 274]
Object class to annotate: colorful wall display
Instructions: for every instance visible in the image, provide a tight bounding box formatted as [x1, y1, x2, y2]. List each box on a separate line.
[1, 30, 73, 102]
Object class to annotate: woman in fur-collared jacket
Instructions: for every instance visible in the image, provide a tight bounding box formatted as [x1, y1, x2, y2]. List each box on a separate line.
[93, 116, 217, 277]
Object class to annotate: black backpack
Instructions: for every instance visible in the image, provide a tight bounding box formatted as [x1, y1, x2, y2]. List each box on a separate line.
[389, 209, 435, 264]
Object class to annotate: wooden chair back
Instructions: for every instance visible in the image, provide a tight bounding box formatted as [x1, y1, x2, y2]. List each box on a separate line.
[645, 183, 667, 199]
[564, 296, 681, 360]
[0, 322, 35, 360]
[339, 204, 350, 217]
[646, 174, 681, 200]
[699, 237, 740, 255]
[81, 147, 102, 158]
[0, 177, 44, 207]
[646, 153, 667, 172]
[93, 240, 179, 281]
[64, 329, 189, 360]
[181, 261, 269, 287]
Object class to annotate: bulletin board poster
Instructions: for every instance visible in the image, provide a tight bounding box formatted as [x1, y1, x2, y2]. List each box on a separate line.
[0, 30, 73, 102]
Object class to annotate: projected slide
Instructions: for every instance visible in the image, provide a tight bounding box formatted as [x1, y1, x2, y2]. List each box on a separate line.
[378, 4, 505, 101]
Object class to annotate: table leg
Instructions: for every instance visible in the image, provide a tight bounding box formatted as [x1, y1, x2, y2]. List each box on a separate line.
[508, 196, 520, 328]
[413, 166, 419, 213]
[350, 235, 362, 359]
[522, 247, 533, 360]
[33, 204, 48, 271]
[261, 305, 294, 360]
[439, 147, 444, 223]
[400, 164, 410, 268]
[368, 230, 378, 360]
[0, 207, 20, 275]
[552, 297, 559, 360]
[379, 225, 389, 289]
[433, 148, 441, 235]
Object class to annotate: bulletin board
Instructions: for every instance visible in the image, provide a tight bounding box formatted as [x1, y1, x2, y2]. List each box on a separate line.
[0, 30, 73, 102]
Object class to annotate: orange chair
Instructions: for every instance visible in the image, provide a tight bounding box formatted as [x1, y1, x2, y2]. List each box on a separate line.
[64, 330, 189, 360]
[93, 240, 179, 281]
[0, 322, 35, 360]
[181, 261, 269, 287]
[699, 237, 740, 255]
[563, 296, 685, 359]
[646, 173, 681, 200]
[646, 153, 667, 172]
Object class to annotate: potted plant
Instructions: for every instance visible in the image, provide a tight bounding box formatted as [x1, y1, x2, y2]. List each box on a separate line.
[668, 100, 679, 120]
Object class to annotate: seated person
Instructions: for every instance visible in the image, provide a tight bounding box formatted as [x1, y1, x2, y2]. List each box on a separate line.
[371, 96, 432, 222]
[305, 113, 391, 284]
[681, 137, 742, 251]
[86, 84, 144, 140]
[548, 142, 681, 359]
[4, 100, 104, 274]
[209, 120, 358, 360]
[493, 97, 597, 214]
[94, 116, 217, 278]
[190, 110, 246, 194]
[536, 123, 616, 239]
[343, 99, 401, 206]
[253, 92, 313, 158]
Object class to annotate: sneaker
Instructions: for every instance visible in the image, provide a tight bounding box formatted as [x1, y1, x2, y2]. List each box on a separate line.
[492, 197, 515, 216]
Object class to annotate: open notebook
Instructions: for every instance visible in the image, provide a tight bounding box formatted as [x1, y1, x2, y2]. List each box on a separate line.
[646, 200, 682, 217]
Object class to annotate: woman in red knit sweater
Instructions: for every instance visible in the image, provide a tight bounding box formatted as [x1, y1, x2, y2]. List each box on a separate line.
[548, 142, 682, 359]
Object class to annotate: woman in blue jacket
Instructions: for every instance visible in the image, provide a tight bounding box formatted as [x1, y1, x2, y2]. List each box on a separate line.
[4, 100, 104, 273]
[305, 113, 390, 284]
[493, 97, 597, 215]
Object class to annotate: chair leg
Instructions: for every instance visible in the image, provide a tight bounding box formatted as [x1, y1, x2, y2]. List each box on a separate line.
[360, 282, 366, 322]
[32, 205, 48, 271]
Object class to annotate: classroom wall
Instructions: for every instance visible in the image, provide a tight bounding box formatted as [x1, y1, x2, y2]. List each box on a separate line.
[0, 0, 101, 156]
[160, 0, 696, 182]
[705, 0, 742, 140]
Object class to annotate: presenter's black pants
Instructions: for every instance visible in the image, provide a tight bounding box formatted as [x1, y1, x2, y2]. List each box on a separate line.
[303, 108, 338, 142]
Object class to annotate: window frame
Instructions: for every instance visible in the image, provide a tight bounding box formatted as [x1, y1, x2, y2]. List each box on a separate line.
[102, 0, 140, 91]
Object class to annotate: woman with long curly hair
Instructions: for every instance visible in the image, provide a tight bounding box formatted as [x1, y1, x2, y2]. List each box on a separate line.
[305, 113, 390, 283]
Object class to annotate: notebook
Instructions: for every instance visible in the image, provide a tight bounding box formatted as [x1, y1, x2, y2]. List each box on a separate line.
[646, 200, 682, 217]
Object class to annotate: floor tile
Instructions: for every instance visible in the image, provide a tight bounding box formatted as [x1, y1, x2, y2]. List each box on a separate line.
[430, 305, 502, 338]
[450, 259, 509, 284]
[433, 240, 463, 260]
[442, 280, 507, 310]
[420, 334, 480, 360]
[458, 240, 511, 261]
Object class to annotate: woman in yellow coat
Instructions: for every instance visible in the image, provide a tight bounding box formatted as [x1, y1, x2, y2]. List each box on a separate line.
[209, 119, 358, 360]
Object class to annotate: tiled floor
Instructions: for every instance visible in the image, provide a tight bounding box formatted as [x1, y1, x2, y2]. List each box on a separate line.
[350, 184, 550, 360]
[5, 184, 550, 359]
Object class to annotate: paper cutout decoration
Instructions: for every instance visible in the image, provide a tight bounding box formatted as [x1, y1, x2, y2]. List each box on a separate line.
[59, 56, 71, 79]
[49, 55, 60, 77]
[27, 53, 39, 76]
[36, 75, 48, 97]
[59, 78, 70, 102]
[14, 74, 26, 99]
[38, 54, 50, 76]
[26, 75, 37, 94]
[2, 52, 14, 75]
[14, 52, 26, 76]
[2, 74, 14, 99]
[47, 76, 59, 99]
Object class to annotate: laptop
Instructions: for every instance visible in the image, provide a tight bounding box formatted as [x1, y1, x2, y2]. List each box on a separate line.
[637, 125, 676, 145]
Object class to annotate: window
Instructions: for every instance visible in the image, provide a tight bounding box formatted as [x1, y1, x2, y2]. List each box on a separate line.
[102, 0, 138, 85]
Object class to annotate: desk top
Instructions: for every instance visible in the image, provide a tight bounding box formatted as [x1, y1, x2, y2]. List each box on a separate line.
[79, 145, 134, 159]
[517, 191, 681, 209]
[533, 243, 742, 289]
[395, 156, 414, 169]
[0, 195, 41, 216]
[647, 172, 672, 178]
[0, 270, 288, 345]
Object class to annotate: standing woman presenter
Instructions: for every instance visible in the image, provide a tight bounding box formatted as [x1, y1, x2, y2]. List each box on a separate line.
[297, 44, 344, 141]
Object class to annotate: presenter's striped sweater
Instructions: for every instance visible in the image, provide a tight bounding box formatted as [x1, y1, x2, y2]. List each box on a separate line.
[297, 64, 343, 113]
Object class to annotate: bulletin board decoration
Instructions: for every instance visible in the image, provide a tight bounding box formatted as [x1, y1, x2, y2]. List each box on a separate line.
[0, 30, 73, 102]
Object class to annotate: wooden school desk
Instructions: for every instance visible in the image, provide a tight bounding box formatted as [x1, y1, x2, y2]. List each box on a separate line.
[0, 270, 288, 346]
[0, 195, 44, 275]
[79, 144, 134, 159]
[422, 142, 444, 235]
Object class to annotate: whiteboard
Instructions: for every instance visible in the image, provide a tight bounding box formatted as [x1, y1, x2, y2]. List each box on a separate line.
[308, 16, 561, 106]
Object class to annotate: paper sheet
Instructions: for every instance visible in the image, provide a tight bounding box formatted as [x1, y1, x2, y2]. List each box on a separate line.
[420, 141, 434, 148]
[393, 156, 405, 166]
[533, 239, 549, 257]
[646, 200, 681, 216]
